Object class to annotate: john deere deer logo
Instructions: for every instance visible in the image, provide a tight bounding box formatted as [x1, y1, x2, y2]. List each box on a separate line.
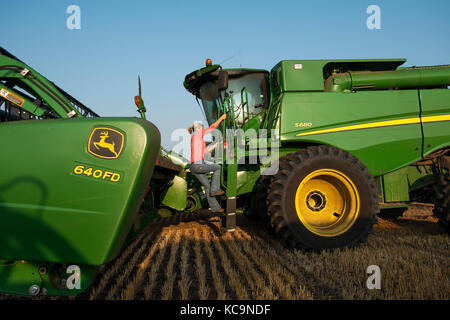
[88, 127, 124, 159]
[95, 131, 118, 157]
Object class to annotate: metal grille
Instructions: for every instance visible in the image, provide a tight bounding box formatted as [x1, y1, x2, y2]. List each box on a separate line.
[0, 98, 38, 122]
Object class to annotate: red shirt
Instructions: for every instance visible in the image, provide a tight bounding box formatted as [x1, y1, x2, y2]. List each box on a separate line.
[190, 124, 217, 163]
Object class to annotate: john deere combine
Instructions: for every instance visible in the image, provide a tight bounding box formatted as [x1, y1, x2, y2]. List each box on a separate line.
[184, 58, 450, 249]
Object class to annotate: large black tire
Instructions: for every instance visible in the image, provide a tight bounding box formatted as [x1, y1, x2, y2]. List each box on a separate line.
[432, 173, 450, 232]
[251, 175, 273, 222]
[249, 157, 294, 222]
[267, 146, 379, 250]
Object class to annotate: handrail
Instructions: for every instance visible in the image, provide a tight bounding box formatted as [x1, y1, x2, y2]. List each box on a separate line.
[240, 87, 249, 125]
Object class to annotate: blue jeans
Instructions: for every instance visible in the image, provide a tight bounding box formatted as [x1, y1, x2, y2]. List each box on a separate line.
[190, 161, 222, 212]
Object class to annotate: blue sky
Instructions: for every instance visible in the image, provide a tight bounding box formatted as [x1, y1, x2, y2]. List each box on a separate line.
[2, 0, 449, 148]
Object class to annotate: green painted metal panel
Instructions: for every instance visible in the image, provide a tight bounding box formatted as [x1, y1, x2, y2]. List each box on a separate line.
[160, 175, 187, 211]
[279, 90, 423, 176]
[0, 260, 41, 296]
[420, 89, 450, 156]
[379, 203, 409, 209]
[274, 59, 406, 92]
[406, 165, 436, 191]
[0, 117, 160, 266]
[226, 164, 238, 198]
[0, 260, 98, 296]
[279, 60, 326, 92]
[236, 168, 260, 196]
[382, 168, 410, 202]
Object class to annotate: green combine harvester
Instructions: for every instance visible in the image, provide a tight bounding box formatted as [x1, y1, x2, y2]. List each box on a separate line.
[183, 58, 450, 249]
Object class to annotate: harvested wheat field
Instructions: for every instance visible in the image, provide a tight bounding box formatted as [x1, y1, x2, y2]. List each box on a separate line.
[1, 205, 449, 300]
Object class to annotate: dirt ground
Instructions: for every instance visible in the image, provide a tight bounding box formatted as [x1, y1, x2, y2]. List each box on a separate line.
[1, 204, 449, 300]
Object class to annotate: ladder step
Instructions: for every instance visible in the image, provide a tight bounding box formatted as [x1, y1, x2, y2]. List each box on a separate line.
[225, 197, 236, 232]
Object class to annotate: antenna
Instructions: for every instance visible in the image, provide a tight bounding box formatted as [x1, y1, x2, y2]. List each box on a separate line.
[219, 50, 241, 66]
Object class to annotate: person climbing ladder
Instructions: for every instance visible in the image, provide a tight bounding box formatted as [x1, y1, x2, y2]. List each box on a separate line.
[188, 114, 227, 213]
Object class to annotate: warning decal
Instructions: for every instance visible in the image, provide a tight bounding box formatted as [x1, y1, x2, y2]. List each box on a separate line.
[0, 88, 25, 107]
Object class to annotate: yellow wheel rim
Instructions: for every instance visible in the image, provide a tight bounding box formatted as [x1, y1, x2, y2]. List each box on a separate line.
[294, 169, 360, 237]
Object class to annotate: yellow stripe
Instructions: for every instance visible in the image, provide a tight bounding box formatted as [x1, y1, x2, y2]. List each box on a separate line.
[296, 114, 450, 137]
[421, 114, 450, 123]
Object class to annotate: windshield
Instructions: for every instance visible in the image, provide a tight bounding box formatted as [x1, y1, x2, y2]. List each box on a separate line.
[199, 72, 269, 127]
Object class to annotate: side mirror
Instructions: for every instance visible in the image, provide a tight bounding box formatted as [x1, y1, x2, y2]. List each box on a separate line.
[217, 70, 228, 91]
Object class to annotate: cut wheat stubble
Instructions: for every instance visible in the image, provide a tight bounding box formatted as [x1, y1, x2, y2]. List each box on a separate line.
[160, 230, 182, 300]
[192, 228, 211, 300]
[207, 230, 249, 299]
[89, 229, 155, 300]
[142, 229, 173, 299]
[234, 229, 313, 299]
[177, 230, 194, 300]
[120, 228, 175, 299]
[237, 225, 342, 299]
[197, 228, 228, 300]
[220, 231, 277, 299]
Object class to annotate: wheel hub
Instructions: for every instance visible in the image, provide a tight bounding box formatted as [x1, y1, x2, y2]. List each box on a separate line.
[306, 190, 327, 211]
[295, 169, 360, 237]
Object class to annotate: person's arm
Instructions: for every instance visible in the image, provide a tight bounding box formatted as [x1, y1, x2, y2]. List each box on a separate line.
[212, 114, 227, 128]
[203, 114, 227, 135]
[204, 142, 219, 155]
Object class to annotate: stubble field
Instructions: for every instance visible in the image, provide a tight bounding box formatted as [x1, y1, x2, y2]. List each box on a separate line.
[1, 205, 449, 300]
